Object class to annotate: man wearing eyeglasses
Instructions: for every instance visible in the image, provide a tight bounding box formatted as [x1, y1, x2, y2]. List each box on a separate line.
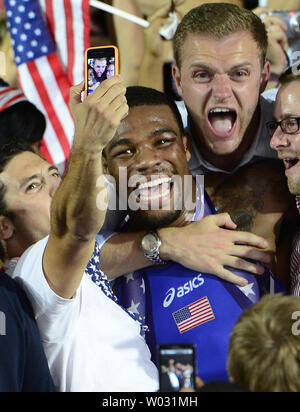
[269, 71, 300, 295]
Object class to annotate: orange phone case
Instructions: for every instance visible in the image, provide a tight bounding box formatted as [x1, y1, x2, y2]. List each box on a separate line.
[85, 45, 119, 97]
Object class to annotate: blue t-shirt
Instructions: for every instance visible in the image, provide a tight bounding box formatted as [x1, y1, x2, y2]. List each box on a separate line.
[123, 261, 285, 383]
[118, 189, 287, 383]
[0, 271, 55, 392]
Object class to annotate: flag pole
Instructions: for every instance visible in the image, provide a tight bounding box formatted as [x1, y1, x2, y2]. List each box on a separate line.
[89, 0, 149, 28]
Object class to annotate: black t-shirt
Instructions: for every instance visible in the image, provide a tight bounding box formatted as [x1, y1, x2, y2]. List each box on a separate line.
[0, 270, 55, 392]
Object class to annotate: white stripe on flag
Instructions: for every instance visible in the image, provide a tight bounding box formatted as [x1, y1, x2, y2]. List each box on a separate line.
[53, 0, 68, 72]
[72, 0, 85, 84]
[43, 116, 67, 175]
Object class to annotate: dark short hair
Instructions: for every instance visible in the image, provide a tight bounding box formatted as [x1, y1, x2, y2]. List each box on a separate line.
[0, 101, 46, 146]
[279, 67, 300, 87]
[87, 64, 97, 78]
[0, 142, 34, 217]
[173, 3, 268, 69]
[125, 86, 184, 136]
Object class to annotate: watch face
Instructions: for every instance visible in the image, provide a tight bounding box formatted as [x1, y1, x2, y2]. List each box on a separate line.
[142, 233, 158, 253]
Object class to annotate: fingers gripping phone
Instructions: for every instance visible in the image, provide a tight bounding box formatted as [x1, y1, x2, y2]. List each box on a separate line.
[85, 46, 119, 97]
[158, 344, 196, 392]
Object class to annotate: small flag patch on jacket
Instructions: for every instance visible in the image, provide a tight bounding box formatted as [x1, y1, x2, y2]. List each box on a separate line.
[173, 297, 215, 333]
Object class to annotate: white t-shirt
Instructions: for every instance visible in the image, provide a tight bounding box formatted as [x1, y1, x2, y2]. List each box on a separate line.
[12, 236, 159, 392]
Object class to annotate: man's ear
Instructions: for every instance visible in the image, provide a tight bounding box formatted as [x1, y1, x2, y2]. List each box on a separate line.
[182, 135, 192, 163]
[0, 216, 14, 241]
[172, 63, 183, 98]
[260, 60, 271, 94]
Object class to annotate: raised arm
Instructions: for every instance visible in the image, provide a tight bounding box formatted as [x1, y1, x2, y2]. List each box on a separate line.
[112, 0, 145, 87]
[252, 7, 289, 90]
[138, 2, 176, 92]
[43, 76, 128, 299]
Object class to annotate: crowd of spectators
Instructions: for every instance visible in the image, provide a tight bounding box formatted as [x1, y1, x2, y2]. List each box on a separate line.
[0, 0, 300, 393]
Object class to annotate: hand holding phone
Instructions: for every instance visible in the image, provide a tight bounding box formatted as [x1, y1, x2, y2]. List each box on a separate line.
[158, 344, 196, 392]
[70, 75, 127, 156]
[85, 46, 119, 97]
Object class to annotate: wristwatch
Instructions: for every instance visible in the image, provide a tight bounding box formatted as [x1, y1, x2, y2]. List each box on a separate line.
[141, 231, 166, 266]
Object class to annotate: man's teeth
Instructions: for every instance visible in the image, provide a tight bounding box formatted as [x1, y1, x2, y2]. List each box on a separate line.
[139, 177, 171, 190]
[208, 108, 236, 134]
[138, 177, 172, 201]
[210, 108, 231, 114]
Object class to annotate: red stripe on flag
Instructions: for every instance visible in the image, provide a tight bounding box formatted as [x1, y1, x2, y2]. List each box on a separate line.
[64, 0, 75, 85]
[45, 0, 55, 43]
[0, 87, 15, 95]
[27, 59, 71, 159]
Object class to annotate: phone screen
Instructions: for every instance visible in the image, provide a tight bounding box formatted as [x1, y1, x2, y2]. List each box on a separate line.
[158, 344, 196, 392]
[85, 46, 119, 96]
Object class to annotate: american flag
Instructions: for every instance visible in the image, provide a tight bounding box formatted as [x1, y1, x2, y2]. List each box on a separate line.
[173, 297, 215, 334]
[4, 0, 90, 173]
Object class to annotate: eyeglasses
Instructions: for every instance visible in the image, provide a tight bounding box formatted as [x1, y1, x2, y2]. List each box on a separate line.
[267, 117, 300, 137]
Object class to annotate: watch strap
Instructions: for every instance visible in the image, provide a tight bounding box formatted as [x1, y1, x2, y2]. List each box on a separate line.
[143, 231, 166, 266]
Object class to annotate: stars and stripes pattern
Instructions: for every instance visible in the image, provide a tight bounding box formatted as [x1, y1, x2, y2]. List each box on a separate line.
[4, 0, 90, 173]
[120, 271, 148, 334]
[0, 86, 27, 112]
[173, 297, 215, 334]
[290, 196, 300, 296]
[84, 242, 142, 328]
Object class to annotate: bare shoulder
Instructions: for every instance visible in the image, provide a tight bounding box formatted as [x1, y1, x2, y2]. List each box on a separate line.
[205, 159, 299, 285]
[205, 159, 295, 232]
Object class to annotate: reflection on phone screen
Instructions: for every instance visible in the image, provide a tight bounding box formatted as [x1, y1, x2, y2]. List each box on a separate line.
[159, 347, 195, 392]
[87, 57, 116, 95]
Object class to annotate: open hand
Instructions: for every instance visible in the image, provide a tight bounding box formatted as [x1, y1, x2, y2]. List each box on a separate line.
[159, 213, 271, 287]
